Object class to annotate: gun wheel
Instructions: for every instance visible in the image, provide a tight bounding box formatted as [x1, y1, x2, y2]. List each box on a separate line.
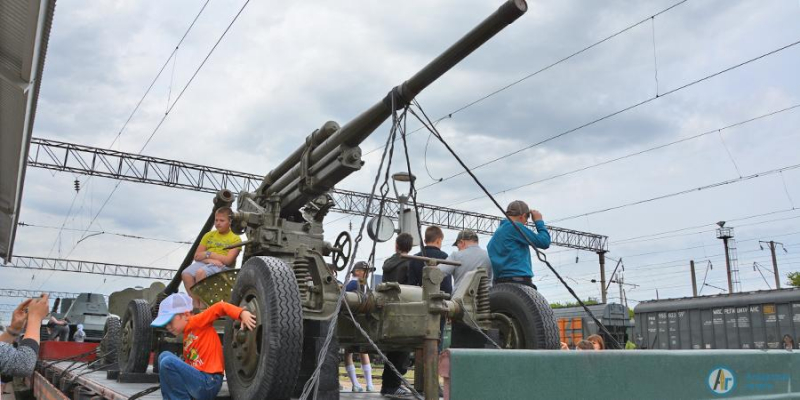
[489, 283, 560, 349]
[99, 315, 121, 368]
[224, 256, 303, 400]
[119, 299, 153, 373]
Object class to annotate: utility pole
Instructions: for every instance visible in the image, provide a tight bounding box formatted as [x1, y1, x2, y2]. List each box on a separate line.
[617, 275, 624, 306]
[690, 260, 698, 297]
[716, 221, 735, 293]
[759, 240, 785, 289]
[598, 251, 607, 303]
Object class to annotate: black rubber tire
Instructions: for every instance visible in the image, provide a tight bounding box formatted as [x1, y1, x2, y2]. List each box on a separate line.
[489, 283, 560, 349]
[100, 315, 121, 367]
[119, 299, 153, 373]
[224, 256, 304, 400]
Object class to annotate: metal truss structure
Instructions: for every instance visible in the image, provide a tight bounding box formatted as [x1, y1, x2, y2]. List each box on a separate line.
[28, 138, 608, 252]
[0, 288, 85, 300]
[3, 255, 173, 280]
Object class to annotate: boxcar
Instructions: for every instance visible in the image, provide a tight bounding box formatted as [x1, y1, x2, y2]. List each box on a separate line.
[551, 303, 633, 349]
[633, 287, 800, 350]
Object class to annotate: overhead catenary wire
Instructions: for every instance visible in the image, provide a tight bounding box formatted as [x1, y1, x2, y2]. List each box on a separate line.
[17, 222, 192, 245]
[549, 162, 800, 223]
[612, 214, 800, 253]
[779, 171, 797, 210]
[651, 16, 660, 96]
[61, 0, 253, 263]
[42, 1, 212, 267]
[408, 99, 622, 349]
[361, 0, 690, 158]
[555, 255, 800, 295]
[419, 37, 800, 192]
[612, 208, 800, 245]
[534, 233, 800, 286]
[447, 103, 800, 208]
[108, 0, 211, 150]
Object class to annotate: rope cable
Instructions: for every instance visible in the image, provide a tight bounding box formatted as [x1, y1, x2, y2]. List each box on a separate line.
[407, 99, 622, 349]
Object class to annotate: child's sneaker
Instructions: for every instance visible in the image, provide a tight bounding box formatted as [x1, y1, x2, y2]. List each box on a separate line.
[366, 384, 375, 392]
[352, 384, 364, 392]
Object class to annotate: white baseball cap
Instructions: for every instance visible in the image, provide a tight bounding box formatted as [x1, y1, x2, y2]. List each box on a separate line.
[151, 293, 193, 327]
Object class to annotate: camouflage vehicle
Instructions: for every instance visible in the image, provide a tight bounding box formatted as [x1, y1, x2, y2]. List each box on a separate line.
[105, 2, 559, 399]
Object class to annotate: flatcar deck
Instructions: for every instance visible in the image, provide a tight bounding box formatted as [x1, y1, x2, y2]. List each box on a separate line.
[37, 362, 413, 400]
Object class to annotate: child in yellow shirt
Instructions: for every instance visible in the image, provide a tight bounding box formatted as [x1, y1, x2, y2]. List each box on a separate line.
[182, 207, 242, 308]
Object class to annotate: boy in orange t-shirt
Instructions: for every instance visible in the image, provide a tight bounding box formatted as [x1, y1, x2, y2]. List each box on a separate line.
[151, 293, 256, 400]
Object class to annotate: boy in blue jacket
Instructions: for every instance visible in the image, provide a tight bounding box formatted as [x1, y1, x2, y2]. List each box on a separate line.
[487, 200, 550, 288]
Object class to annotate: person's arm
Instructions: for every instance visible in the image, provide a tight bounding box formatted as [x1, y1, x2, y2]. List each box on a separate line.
[0, 330, 15, 344]
[515, 221, 551, 249]
[194, 243, 210, 262]
[0, 342, 37, 377]
[208, 247, 240, 267]
[0, 295, 49, 377]
[26, 295, 50, 343]
[438, 253, 457, 277]
[189, 301, 254, 330]
[382, 256, 398, 274]
[193, 232, 213, 261]
[1, 300, 31, 344]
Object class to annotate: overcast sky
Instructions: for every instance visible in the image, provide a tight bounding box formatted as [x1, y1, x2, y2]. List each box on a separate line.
[4, 0, 800, 320]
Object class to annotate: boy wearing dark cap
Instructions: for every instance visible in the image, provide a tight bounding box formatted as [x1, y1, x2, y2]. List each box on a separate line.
[487, 200, 551, 288]
[151, 293, 256, 400]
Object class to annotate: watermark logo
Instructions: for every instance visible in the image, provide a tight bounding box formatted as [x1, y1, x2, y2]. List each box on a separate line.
[708, 367, 736, 395]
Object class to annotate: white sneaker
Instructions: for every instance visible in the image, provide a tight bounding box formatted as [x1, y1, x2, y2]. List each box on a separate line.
[352, 385, 364, 392]
[366, 384, 375, 392]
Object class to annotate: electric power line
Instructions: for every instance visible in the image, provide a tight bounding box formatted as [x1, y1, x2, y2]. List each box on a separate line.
[447, 104, 800, 208]
[549, 162, 800, 223]
[418, 37, 800, 192]
[18, 222, 192, 245]
[361, 0, 691, 158]
[43, 1, 212, 265]
[61, 0, 253, 262]
[35, 1, 252, 291]
[612, 208, 799, 245]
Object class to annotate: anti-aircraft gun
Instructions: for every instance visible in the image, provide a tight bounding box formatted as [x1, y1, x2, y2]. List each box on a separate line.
[109, 1, 559, 399]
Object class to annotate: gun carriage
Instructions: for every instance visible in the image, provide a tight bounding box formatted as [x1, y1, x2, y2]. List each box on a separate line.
[105, 2, 559, 399]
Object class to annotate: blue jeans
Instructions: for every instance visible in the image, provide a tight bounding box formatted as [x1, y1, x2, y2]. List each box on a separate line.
[158, 352, 223, 400]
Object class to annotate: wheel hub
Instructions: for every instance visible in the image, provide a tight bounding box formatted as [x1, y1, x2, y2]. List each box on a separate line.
[120, 320, 133, 364]
[492, 313, 523, 349]
[231, 292, 263, 382]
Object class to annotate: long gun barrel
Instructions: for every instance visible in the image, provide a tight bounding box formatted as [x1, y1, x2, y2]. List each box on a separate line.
[258, 0, 528, 214]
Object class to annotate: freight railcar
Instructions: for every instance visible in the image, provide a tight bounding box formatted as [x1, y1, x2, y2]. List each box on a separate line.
[633, 287, 800, 350]
[551, 303, 633, 349]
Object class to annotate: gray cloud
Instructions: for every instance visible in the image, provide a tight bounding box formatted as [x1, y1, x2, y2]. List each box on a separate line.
[8, 0, 800, 306]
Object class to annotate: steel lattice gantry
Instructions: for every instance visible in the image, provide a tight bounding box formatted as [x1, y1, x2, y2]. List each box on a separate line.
[2, 255, 174, 280]
[27, 137, 608, 252]
[0, 288, 84, 300]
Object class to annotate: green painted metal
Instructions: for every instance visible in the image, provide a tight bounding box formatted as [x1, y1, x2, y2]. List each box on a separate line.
[444, 349, 800, 399]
